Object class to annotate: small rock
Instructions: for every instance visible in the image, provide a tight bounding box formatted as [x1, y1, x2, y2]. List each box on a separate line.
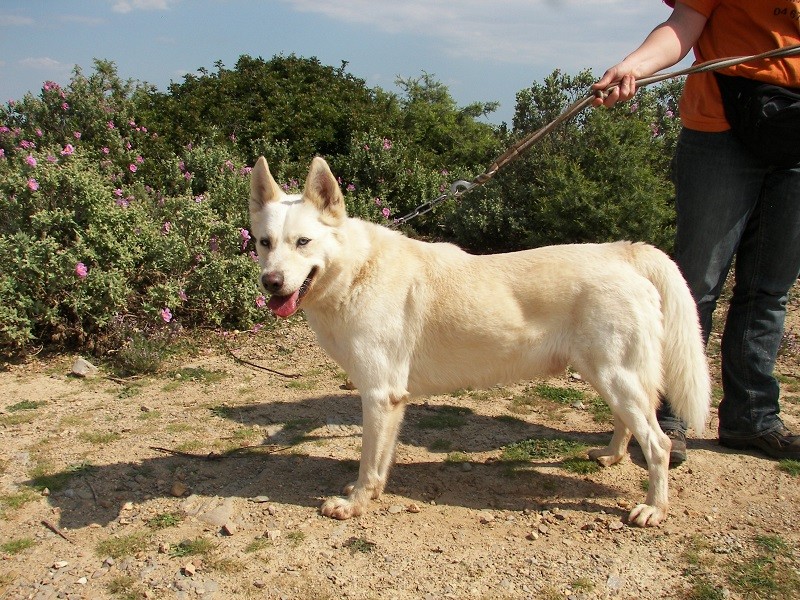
[76, 577, 88, 585]
[171, 482, 188, 497]
[53, 561, 69, 569]
[387, 505, 404, 514]
[407, 503, 421, 513]
[608, 520, 625, 531]
[251, 496, 270, 503]
[479, 512, 495, 524]
[537, 524, 549, 535]
[222, 522, 238, 536]
[265, 529, 281, 541]
[461, 462, 473, 472]
[71, 357, 98, 378]
[183, 563, 196, 577]
[526, 531, 539, 541]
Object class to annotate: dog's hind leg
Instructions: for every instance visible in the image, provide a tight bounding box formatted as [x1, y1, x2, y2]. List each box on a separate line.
[587, 369, 671, 527]
[321, 388, 408, 520]
[587, 416, 632, 467]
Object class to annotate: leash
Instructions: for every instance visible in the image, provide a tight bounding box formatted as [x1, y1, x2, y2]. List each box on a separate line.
[392, 43, 800, 227]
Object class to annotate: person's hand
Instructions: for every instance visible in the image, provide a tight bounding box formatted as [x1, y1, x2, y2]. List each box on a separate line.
[591, 67, 638, 108]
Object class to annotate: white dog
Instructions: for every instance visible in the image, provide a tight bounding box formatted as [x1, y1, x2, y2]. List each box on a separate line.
[249, 156, 711, 527]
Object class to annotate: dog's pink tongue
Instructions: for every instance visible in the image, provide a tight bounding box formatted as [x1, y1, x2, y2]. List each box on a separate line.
[268, 291, 300, 318]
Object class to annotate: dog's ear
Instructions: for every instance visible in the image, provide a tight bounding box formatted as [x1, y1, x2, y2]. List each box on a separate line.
[303, 156, 346, 224]
[250, 156, 283, 212]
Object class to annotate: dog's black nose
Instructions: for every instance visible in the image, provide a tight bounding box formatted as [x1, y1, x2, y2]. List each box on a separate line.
[261, 272, 283, 293]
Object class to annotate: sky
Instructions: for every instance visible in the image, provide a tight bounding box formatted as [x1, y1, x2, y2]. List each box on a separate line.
[0, 0, 676, 126]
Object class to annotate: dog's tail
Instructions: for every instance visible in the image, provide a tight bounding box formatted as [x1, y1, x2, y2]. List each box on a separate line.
[629, 243, 711, 433]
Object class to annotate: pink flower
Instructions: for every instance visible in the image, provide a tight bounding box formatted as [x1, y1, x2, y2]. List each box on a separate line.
[162, 221, 171, 234]
[346, 183, 355, 192]
[160, 307, 173, 323]
[61, 144, 74, 156]
[0, 149, 5, 159]
[129, 164, 137, 173]
[381, 207, 391, 219]
[46, 154, 56, 163]
[75, 262, 88, 279]
[107, 121, 116, 129]
[255, 295, 266, 308]
[61, 102, 69, 111]
[382, 138, 392, 150]
[35, 128, 43, 137]
[374, 198, 382, 206]
[114, 188, 123, 197]
[73, 131, 81, 139]
[135, 155, 143, 164]
[25, 155, 37, 167]
[239, 228, 251, 250]
[178, 289, 187, 301]
[102, 147, 110, 154]
[27, 178, 39, 191]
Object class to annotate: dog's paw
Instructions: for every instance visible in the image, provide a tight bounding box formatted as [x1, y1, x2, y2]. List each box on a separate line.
[587, 447, 625, 467]
[320, 496, 361, 520]
[628, 503, 666, 527]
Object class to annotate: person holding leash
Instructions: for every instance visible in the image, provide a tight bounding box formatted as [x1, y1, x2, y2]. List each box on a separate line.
[592, 0, 800, 464]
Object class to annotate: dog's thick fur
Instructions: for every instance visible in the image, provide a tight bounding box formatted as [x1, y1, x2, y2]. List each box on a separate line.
[249, 156, 711, 527]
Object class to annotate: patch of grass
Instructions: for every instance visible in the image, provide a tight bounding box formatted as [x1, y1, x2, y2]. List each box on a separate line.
[286, 379, 317, 390]
[571, 577, 595, 592]
[137, 409, 161, 421]
[106, 575, 142, 600]
[445, 451, 471, 463]
[96, 532, 150, 559]
[28, 461, 94, 492]
[533, 383, 586, 405]
[209, 404, 236, 419]
[344, 536, 377, 554]
[1, 538, 35, 554]
[0, 412, 38, 426]
[7, 400, 46, 412]
[170, 367, 227, 384]
[169, 537, 216, 558]
[417, 406, 471, 429]
[494, 414, 528, 426]
[0, 489, 39, 513]
[500, 437, 587, 462]
[725, 535, 800, 599]
[146, 512, 183, 529]
[174, 440, 205, 453]
[118, 384, 144, 399]
[585, 397, 612, 423]
[560, 456, 600, 475]
[778, 459, 800, 477]
[79, 431, 121, 445]
[244, 538, 272, 553]
[429, 438, 452, 452]
[286, 531, 305, 546]
[687, 581, 726, 600]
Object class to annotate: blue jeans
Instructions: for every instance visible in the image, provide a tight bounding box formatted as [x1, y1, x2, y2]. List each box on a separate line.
[658, 128, 800, 439]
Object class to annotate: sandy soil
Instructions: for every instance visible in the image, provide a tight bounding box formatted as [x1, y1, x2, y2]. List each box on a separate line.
[0, 289, 798, 600]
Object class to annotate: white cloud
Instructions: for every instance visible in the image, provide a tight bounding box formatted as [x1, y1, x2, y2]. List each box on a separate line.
[112, 0, 177, 14]
[19, 57, 69, 71]
[279, 0, 659, 70]
[0, 14, 35, 26]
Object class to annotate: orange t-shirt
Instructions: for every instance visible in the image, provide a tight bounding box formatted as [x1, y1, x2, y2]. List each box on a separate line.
[677, 0, 800, 131]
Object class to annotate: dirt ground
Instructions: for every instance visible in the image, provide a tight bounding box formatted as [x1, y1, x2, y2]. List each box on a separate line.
[1, 288, 798, 600]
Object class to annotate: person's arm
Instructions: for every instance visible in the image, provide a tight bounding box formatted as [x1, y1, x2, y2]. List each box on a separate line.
[592, 2, 708, 107]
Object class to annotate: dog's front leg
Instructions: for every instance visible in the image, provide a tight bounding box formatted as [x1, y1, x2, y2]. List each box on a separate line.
[321, 389, 407, 520]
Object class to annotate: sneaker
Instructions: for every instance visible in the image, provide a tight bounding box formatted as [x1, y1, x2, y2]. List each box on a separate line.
[665, 429, 687, 467]
[719, 426, 800, 460]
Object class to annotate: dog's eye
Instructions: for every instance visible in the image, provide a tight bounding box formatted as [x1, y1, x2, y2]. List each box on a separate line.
[297, 237, 311, 247]
[259, 238, 271, 250]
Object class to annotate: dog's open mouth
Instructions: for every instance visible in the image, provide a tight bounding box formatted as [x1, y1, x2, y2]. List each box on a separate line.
[267, 268, 317, 318]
